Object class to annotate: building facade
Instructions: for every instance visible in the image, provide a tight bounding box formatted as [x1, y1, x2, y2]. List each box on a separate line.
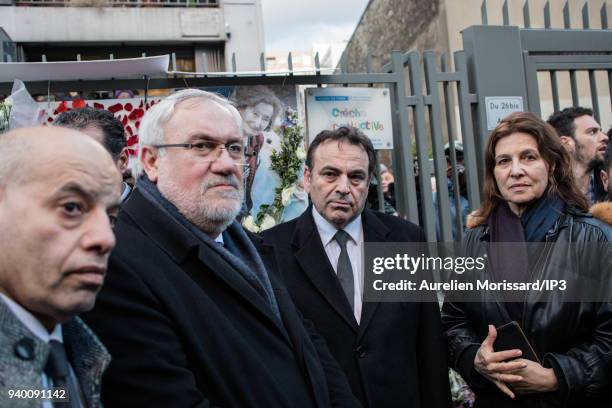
[0, 0, 265, 71]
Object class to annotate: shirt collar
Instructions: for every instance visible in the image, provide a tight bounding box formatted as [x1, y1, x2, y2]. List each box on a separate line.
[120, 182, 132, 203]
[0, 293, 63, 343]
[311, 207, 362, 246]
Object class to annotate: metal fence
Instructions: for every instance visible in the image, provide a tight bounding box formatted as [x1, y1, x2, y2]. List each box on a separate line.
[480, 0, 612, 124]
[1, 3, 611, 242]
[0, 48, 480, 242]
[381, 51, 480, 243]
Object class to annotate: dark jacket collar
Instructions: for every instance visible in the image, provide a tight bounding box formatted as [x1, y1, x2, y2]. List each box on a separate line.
[121, 189, 201, 264]
[121, 190, 295, 340]
[0, 300, 109, 408]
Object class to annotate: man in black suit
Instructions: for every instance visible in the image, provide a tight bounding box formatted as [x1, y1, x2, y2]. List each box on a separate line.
[262, 127, 452, 408]
[82, 90, 359, 407]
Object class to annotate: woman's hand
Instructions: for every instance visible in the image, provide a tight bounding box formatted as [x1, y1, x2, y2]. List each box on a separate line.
[510, 359, 559, 394]
[474, 325, 527, 398]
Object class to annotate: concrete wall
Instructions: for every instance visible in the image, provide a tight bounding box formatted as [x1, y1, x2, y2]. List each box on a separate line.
[0, 6, 226, 43]
[222, 0, 265, 71]
[343, 0, 449, 72]
[0, 0, 266, 70]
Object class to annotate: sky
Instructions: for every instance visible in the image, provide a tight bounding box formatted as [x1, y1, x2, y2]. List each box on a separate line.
[261, 0, 370, 53]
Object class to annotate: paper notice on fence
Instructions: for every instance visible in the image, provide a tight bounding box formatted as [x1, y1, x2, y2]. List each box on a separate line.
[485, 96, 524, 130]
[305, 87, 394, 150]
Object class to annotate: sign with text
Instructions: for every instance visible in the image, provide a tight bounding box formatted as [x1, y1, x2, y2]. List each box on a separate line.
[305, 87, 394, 149]
[485, 96, 524, 130]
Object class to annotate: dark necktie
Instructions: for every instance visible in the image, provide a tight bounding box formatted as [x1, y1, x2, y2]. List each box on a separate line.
[334, 230, 355, 311]
[44, 340, 81, 408]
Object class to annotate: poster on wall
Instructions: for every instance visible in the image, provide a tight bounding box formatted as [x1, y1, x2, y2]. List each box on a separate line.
[229, 85, 307, 223]
[38, 96, 163, 163]
[305, 87, 394, 150]
[36, 84, 307, 224]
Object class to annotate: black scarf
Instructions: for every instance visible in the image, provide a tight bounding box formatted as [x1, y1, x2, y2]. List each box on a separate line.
[487, 193, 564, 322]
[137, 176, 281, 321]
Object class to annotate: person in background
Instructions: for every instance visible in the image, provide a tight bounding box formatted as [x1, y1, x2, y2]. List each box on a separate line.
[433, 142, 470, 240]
[547, 107, 609, 203]
[443, 112, 612, 408]
[590, 140, 612, 224]
[0, 126, 121, 408]
[366, 163, 397, 216]
[55, 107, 132, 203]
[380, 165, 396, 208]
[598, 139, 612, 201]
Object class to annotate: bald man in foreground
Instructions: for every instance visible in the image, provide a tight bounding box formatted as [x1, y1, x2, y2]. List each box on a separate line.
[0, 126, 122, 408]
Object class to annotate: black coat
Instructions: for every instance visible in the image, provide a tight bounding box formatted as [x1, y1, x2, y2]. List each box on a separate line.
[82, 190, 360, 408]
[261, 208, 452, 408]
[442, 211, 612, 408]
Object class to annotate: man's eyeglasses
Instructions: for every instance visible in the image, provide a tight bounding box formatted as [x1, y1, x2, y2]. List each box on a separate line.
[153, 140, 248, 166]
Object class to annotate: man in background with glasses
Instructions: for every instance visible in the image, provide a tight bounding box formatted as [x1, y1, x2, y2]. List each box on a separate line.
[82, 89, 358, 407]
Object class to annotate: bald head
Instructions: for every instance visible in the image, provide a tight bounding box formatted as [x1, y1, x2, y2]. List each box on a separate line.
[0, 126, 120, 189]
[0, 126, 122, 328]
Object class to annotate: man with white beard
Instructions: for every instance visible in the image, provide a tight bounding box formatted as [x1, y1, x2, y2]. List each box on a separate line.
[82, 89, 358, 408]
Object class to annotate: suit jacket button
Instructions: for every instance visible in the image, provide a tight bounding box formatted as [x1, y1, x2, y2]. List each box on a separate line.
[14, 338, 35, 361]
[355, 345, 367, 358]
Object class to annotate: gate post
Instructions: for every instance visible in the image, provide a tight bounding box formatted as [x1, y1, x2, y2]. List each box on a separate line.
[462, 25, 529, 179]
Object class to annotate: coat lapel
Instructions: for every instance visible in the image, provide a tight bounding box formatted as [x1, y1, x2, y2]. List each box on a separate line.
[252, 233, 331, 405]
[292, 210, 359, 333]
[0, 300, 48, 393]
[193, 241, 291, 343]
[123, 190, 290, 343]
[63, 317, 111, 408]
[357, 209, 390, 339]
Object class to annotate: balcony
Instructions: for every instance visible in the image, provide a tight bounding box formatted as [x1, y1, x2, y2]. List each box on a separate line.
[8, 0, 218, 6]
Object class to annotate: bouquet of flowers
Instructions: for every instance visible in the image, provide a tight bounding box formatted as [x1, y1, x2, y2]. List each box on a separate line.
[0, 99, 11, 133]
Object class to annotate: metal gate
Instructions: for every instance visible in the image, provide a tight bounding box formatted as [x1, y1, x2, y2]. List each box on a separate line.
[1, 6, 611, 243]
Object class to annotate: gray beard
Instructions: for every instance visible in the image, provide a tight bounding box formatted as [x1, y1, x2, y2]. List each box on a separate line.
[158, 177, 244, 237]
[194, 191, 243, 236]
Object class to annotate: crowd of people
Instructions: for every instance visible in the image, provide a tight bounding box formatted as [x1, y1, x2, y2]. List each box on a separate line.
[0, 88, 610, 408]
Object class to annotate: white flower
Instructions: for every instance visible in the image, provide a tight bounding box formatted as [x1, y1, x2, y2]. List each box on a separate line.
[242, 215, 260, 233]
[281, 185, 296, 206]
[259, 214, 277, 231]
[296, 146, 307, 161]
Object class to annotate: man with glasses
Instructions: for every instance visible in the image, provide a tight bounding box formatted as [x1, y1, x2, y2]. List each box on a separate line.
[82, 89, 358, 407]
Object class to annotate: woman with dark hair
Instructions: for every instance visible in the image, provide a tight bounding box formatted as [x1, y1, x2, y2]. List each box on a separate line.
[442, 112, 612, 408]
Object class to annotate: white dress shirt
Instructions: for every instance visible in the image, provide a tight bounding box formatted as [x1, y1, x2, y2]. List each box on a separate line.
[0, 293, 80, 408]
[312, 208, 364, 323]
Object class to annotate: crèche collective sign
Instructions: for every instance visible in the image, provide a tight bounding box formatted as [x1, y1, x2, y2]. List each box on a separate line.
[305, 87, 394, 150]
